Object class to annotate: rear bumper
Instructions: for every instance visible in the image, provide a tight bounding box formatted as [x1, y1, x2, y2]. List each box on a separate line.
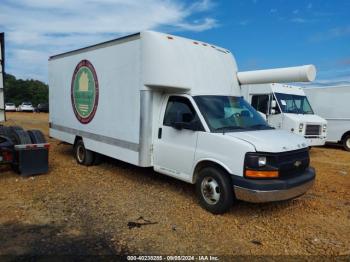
[232, 167, 315, 203]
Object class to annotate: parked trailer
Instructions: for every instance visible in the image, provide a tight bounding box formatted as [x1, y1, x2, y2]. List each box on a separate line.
[49, 31, 315, 214]
[304, 85, 350, 151]
[0, 126, 49, 176]
[0, 33, 5, 122]
[240, 83, 327, 146]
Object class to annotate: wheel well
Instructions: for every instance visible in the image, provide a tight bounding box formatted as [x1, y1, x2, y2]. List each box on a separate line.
[193, 160, 230, 183]
[341, 131, 350, 142]
[73, 136, 82, 147]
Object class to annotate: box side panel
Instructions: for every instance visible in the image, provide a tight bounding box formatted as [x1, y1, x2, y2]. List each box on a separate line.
[49, 38, 142, 165]
[325, 119, 350, 142]
[304, 86, 350, 142]
[304, 86, 350, 119]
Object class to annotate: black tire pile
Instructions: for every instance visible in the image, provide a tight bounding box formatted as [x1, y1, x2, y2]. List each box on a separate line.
[0, 125, 46, 145]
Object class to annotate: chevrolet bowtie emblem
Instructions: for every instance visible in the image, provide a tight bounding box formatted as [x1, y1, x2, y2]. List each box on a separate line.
[294, 160, 302, 167]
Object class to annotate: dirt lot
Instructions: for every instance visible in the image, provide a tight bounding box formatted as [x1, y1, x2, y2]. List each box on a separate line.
[0, 112, 349, 256]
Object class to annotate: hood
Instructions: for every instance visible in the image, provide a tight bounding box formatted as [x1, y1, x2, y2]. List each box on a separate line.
[225, 129, 308, 153]
[284, 113, 327, 124]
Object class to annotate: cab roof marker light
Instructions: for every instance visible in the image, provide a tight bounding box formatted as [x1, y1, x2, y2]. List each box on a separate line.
[193, 41, 199, 45]
[167, 36, 174, 40]
[202, 43, 207, 46]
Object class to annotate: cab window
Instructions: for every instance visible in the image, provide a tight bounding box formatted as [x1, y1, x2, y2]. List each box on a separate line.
[163, 97, 201, 130]
[251, 94, 269, 114]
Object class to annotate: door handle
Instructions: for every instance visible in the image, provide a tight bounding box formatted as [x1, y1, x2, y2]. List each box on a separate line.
[158, 128, 162, 139]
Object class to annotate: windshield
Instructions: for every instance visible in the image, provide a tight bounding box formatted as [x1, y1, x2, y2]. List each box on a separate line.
[274, 93, 314, 114]
[193, 96, 272, 132]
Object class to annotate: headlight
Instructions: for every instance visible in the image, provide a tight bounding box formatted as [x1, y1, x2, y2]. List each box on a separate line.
[323, 124, 327, 132]
[299, 123, 304, 130]
[244, 153, 278, 178]
[258, 156, 267, 167]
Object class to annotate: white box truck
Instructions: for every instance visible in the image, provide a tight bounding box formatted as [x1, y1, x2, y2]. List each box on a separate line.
[240, 83, 327, 146]
[0, 33, 5, 122]
[49, 31, 316, 214]
[304, 85, 350, 151]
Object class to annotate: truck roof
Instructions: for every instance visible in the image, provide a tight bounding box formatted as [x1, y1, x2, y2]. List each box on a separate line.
[49, 31, 239, 96]
[49, 32, 141, 60]
[243, 83, 306, 96]
[303, 85, 350, 90]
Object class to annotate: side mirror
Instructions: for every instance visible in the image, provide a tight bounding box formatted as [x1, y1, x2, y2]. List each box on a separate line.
[271, 100, 277, 109]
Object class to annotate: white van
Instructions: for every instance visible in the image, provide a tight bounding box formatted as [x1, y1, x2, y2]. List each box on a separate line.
[304, 85, 350, 151]
[49, 31, 315, 214]
[241, 83, 327, 146]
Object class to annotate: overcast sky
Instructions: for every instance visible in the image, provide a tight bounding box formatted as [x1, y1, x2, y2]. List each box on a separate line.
[0, 0, 349, 86]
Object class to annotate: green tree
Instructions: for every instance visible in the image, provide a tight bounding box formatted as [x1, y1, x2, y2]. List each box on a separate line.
[4, 73, 48, 106]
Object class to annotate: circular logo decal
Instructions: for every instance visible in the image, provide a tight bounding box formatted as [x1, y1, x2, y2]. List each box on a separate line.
[71, 60, 99, 124]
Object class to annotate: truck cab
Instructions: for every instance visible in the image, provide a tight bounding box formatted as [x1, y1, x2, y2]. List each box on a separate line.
[241, 83, 327, 146]
[154, 93, 315, 213]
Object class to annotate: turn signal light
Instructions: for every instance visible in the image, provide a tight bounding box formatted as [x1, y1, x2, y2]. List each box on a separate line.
[245, 170, 279, 178]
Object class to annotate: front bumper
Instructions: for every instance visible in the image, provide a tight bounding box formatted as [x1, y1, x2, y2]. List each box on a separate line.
[232, 167, 315, 203]
[304, 136, 326, 147]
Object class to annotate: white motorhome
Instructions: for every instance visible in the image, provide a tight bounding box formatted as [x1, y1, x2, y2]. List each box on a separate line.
[304, 85, 350, 151]
[0, 33, 5, 122]
[49, 31, 315, 214]
[241, 83, 327, 146]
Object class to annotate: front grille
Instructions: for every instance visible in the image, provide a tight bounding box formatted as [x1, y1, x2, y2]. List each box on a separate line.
[305, 125, 321, 136]
[274, 149, 309, 178]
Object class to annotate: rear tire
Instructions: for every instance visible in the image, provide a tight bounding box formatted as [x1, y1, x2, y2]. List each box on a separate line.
[9, 126, 24, 132]
[343, 135, 350, 151]
[196, 167, 234, 214]
[0, 126, 23, 144]
[74, 140, 94, 166]
[13, 130, 32, 145]
[28, 130, 46, 144]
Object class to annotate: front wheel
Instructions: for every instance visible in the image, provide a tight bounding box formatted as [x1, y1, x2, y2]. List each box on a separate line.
[343, 135, 350, 151]
[196, 167, 234, 214]
[74, 140, 94, 166]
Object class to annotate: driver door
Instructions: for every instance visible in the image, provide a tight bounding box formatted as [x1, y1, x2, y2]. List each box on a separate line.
[153, 96, 203, 182]
[268, 94, 283, 129]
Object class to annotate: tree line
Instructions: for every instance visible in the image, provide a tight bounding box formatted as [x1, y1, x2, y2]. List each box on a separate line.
[4, 73, 48, 106]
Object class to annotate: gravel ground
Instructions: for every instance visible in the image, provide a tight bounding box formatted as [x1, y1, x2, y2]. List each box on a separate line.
[0, 112, 349, 256]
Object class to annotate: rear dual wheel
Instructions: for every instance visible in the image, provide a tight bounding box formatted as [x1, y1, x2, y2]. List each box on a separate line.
[74, 139, 102, 166]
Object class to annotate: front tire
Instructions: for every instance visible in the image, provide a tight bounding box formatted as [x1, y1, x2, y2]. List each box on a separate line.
[74, 140, 94, 166]
[196, 167, 234, 214]
[343, 135, 350, 151]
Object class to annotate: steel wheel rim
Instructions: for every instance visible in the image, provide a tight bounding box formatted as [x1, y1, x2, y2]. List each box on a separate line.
[201, 176, 221, 205]
[77, 145, 85, 163]
[346, 138, 350, 149]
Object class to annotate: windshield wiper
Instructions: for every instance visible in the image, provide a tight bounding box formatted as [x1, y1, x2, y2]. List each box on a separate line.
[248, 124, 274, 130]
[214, 126, 246, 133]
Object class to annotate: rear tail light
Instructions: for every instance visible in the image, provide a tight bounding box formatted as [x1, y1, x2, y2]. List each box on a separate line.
[2, 150, 13, 162]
